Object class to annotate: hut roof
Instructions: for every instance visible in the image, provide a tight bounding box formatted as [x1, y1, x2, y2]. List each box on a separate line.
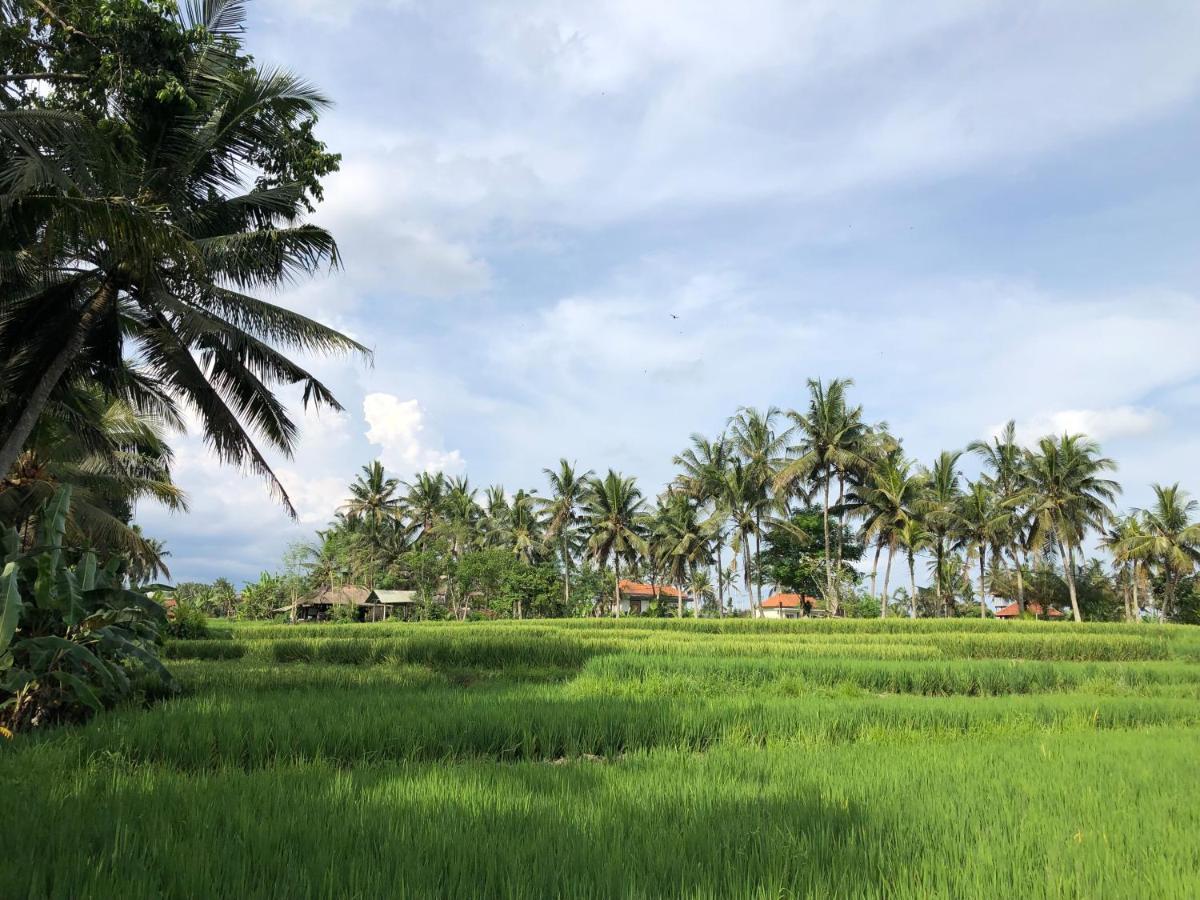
[376, 590, 417, 605]
[762, 593, 817, 609]
[618, 579, 687, 599]
[302, 586, 379, 606]
[994, 602, 1064, 618]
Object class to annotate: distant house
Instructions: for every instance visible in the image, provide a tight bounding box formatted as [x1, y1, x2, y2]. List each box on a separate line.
[376, 589, 419, 621]
[605, 579, 692, 615]
[278, 586, 386, 622]
[994, 602, 1064, 619]
[757, 592, 817, 619]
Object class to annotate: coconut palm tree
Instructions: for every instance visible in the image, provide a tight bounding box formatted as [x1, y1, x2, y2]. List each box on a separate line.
[920, 450, 963, 616]
[1101, 514, 1147, 622]
[728, 406, 790, 613]
[479, 484, 510, 548]
[846, 451, 927, 616]
[436, 477, 482, 561]
[968, 421, 1032, 612]
[1122, 483, 1200, 620]
[503, 489, 545, 568]
[402, 472, 448, 546]
[0, 0, 365, 510]
[649, 491, 711, 617]
[583, 471, 647, 618]
[0, 385, 185, 570]
[777, 378, 864, 611]
[540, 460, 594, 611]
[897, 518, 932, 618]
[340, 462, 403, 535]
[723, 459, 761, 615]
[955, 480, 1009, 618]
[1023, 434, 1120, 622]
[673, 433, 733, 616]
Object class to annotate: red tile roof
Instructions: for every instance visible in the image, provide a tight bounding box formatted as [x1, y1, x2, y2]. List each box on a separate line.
[994, 602, 1064, 618]
[618, 580, 685, 599]
[762, 593, 817, 609]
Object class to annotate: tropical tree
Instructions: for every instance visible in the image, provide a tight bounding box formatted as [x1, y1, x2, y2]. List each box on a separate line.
[1122, 483, 1200, 620]
[955, 480, 1008, 618]
[968, 422, 1031, 612]
[847, 451, 926, 616]
[673, 434, 732, 616]
[1100, 514, 1147, 622]
[339, 462, 403, 535]
[402, 472, 448, 545]
[777, 378, 863, 611]
[583, 471, 647, 618]
[649, 491, 710, 617]
[728, 406, 789, 613]
[0, 386, 184, 571]
[502, 489, 545, 569]
[897, 519, 931, 618]
[1023, 434, 1120, 622]
[0, 0, 363, 511]
[540, 460, 593, 611]
[920, 450, 963, 616]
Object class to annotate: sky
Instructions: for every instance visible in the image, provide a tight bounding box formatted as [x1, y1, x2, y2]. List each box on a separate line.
[141, 0, 1200, 585]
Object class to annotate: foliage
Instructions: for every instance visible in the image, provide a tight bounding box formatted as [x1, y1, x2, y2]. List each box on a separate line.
[0, 487, 175, 732]
[163, 601, 209, 640]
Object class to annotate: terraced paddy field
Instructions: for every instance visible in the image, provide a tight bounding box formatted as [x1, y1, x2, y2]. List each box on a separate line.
[5, 619, 1200, 898]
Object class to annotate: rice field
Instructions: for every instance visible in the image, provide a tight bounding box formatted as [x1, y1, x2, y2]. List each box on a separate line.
[4, 619, 1200, 898]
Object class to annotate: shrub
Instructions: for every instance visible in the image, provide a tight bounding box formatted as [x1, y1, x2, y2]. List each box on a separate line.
[164, 603, 210, 640]
[0, 487, 177, 733]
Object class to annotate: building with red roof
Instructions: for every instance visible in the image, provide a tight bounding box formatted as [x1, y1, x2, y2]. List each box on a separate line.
[993, 601, 1064, 619]
[757, 592, 819, 619]
[610, 579, 691, 615]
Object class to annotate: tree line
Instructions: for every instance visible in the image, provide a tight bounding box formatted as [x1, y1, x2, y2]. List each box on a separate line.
[186, 378, 1200, 624]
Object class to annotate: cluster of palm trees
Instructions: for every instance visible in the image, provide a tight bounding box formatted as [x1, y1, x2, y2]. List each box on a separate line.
[317, 378, 1200, 622]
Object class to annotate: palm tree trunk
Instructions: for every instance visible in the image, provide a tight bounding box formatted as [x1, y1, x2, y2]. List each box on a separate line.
[742, 541, 753, 617]
[561, 538, 571, 611]
[908, 553, 918, 618]
[978, 547, 988, 618]
[677, 581, 683, 618]
[881, 540, 895, 618]
[869, 537, 882, 605]
[613, 557, 621, 619]
[0, 279, 118, 479]
[1010, 548, 1026, 614]
[752, 519, 763, 614]
[1130, 563, 1139, 621]
[714, 541, 725, 619]
[1061, 541, 1082, 622]
[821, 476, 833, 606]
[833, 474, 846, 597]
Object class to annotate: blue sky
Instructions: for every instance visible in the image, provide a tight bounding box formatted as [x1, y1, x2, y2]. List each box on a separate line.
[141, 0, 1200, 585]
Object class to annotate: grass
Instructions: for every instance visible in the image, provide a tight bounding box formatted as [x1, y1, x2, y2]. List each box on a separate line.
[4, 618, 1200, 897]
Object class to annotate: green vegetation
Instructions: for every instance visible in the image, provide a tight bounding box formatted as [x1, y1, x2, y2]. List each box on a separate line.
[4, 618, 1200, 896]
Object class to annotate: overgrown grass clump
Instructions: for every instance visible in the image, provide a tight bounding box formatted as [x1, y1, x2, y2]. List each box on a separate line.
[4, 618, 1199, 897]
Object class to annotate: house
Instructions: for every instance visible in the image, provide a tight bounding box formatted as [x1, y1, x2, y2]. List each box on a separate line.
[277, 586, 386, 622]
[756, 592, 818, 619]
[994, 601, 1064, 619]
[605, 579, 693, 615]
[376, 589, 419, 620]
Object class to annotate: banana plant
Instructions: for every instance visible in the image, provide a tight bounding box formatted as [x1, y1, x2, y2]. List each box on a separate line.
[0, 486, 177, 734]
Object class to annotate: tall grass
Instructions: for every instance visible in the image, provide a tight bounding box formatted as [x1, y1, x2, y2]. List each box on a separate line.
[4, 618, 1199, 897]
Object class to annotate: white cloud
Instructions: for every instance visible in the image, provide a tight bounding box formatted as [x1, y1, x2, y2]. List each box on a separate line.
[1000, 408, 1166, 447]
[363, 393, 465, 476]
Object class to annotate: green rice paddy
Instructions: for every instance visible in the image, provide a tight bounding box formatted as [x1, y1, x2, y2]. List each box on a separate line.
[4, 619, 1200, 898]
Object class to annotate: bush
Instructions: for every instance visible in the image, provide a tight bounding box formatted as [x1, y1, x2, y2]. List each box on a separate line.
[164, 603, 210, 640]
[0, 487, 177, 733]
